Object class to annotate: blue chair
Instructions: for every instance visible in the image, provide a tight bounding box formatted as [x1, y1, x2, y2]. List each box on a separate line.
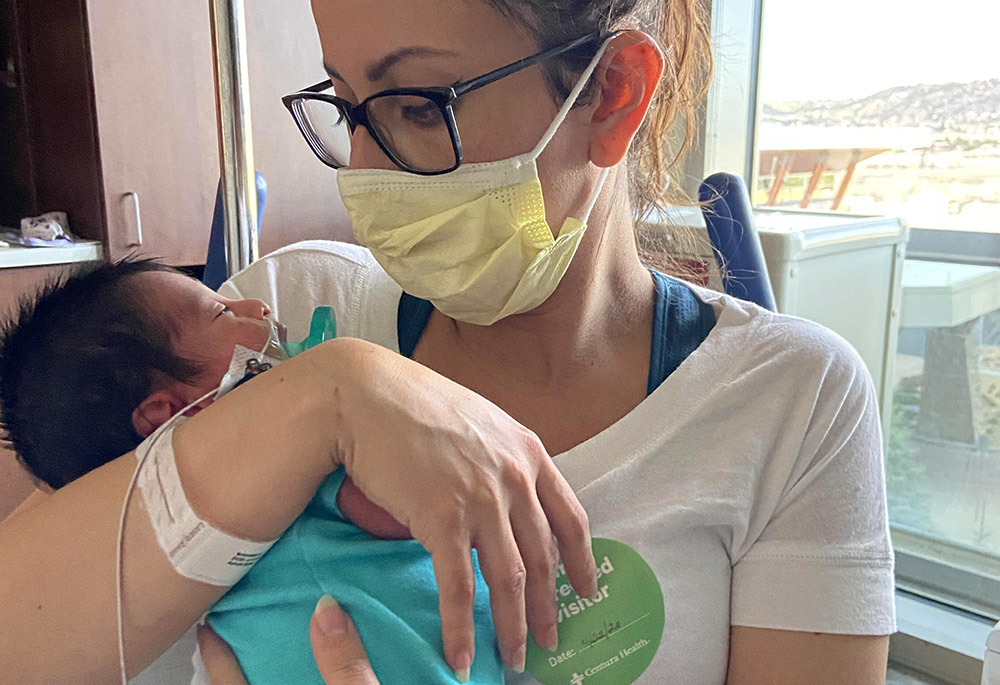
[699, 172, 777, 312]
[203, 172, 268, 291]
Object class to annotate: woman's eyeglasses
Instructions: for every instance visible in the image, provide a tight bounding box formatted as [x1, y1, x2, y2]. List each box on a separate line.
[281, 33, 599, 175]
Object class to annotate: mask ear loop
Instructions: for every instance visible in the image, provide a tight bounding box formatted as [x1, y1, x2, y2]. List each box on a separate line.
[115, 387, 220, 684]
[531, 35, 616, 236]
[579, 167, 612, 225]
[529, 34, 618, 160]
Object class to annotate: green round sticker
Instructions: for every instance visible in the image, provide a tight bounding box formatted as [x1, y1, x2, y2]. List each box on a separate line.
[526, 538, 665, 685]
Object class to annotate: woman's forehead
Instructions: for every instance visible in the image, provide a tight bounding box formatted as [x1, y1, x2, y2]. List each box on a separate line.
[310, 0, 534, 87]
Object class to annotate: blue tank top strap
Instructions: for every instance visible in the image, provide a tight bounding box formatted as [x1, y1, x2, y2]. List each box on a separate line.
[647, 270, 717, 395]
[397, 292, 435, 358]
[396, 272, 715, 395]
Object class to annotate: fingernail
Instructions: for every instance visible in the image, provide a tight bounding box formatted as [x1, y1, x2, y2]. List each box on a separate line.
[314, 595, 349, 636]
[454, 651, 472, 683]
[512, 644, 526, 673]
[545, 625, 559, 651]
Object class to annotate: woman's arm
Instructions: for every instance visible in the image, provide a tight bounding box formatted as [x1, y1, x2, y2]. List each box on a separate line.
[0, 340, 347, 682]
[728, 627, 890, 684]
[0, 337, 595, 682]
[725, 324, 894, 684]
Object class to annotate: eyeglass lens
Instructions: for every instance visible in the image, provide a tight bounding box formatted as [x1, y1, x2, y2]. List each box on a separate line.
[295, 93, 456, 173]
[295, 99, 352, 167]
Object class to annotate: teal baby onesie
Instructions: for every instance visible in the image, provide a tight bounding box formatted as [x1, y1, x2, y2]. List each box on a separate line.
[208, 467, 502, 684]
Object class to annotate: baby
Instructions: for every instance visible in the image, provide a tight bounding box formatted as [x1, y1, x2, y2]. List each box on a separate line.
[0, 258, 502, 684]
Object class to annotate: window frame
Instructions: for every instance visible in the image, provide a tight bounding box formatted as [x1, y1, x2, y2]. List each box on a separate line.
[894, 526, 1000, 621]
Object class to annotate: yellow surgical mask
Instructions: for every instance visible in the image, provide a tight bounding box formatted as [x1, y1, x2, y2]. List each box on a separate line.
[337, 38, 613, 326]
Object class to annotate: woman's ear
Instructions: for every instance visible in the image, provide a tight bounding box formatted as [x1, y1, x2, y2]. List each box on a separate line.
[589, 31, 665, 167]
[131, 390, 188, 437]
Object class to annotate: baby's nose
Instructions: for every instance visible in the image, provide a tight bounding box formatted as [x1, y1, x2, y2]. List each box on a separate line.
[244, 299, 271, 320]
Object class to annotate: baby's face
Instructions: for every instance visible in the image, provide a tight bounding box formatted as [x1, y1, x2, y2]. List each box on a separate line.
[138, 271, 274, 392]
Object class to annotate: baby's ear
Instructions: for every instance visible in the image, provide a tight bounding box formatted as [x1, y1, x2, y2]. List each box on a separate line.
[131, 390, 187, 437]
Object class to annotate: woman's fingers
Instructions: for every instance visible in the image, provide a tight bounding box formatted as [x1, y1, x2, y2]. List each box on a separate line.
[430, 539, 477, 682]
[196, 624, 249, 685]
[536, 462, 598, 598]
[309, 595, 380, 685]
[333, 344, 597, 675]
[509, 494, 561, 652]
[473, 518, 529, 673]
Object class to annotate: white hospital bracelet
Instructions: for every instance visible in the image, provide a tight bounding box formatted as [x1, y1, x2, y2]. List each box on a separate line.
[134, 418, 277, 586]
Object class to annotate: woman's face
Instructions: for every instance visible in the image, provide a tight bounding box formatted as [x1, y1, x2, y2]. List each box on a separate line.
[311, 0, 601, 231]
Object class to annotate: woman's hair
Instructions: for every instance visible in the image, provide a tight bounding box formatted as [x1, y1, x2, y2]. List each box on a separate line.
[481, 0, 713, 221]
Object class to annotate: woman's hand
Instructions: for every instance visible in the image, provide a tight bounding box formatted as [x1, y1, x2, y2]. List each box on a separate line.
[330, 340, 598, 675]
[198, 596, 379, 685]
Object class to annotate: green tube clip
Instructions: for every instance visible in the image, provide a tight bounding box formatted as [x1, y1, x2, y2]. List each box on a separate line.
[282, 306, 337, 358]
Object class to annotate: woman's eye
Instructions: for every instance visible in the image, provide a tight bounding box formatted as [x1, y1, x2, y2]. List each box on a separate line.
[401, 102, 442, 127]
[216, 305, 232, 319]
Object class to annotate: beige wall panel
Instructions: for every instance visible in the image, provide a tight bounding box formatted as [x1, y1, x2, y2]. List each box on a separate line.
[246, 0, 354, 255]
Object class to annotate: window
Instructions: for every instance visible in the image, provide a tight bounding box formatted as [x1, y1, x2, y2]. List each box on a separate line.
[754, 0, 1000, 233]
[752, 0, 1000, 622]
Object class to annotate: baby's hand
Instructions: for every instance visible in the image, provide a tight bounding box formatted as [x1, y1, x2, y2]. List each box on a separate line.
[337, 475, 411, 540]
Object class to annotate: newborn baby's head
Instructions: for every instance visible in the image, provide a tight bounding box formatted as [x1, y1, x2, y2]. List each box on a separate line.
[0, 259, 272, 489]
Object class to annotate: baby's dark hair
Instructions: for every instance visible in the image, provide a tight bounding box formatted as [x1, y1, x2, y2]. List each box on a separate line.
[0, 258, 203, 489]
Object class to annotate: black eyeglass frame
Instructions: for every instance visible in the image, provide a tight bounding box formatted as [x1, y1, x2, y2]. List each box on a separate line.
[281, 32, 601, 175]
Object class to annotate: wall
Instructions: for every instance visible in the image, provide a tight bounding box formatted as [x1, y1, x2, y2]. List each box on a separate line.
[245, 0, 354, 255]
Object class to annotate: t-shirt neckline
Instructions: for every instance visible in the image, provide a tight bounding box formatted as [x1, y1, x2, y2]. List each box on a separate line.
[551, 291, 765, 490]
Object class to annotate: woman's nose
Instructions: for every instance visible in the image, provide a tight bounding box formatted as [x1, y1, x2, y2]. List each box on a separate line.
[349, 127, 396, 171]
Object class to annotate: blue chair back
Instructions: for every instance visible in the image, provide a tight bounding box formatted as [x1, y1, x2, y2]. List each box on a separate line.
[203, 172, 267, 291]
[699, 172, 777, 312]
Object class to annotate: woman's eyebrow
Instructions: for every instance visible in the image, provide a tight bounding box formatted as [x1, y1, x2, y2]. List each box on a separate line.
[323, 46, 458, 85]
[323, 61, 345, 82]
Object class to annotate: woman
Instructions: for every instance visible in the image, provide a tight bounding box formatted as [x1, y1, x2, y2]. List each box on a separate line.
[0, 1, 894, 683]
[278, 0, 892, 681]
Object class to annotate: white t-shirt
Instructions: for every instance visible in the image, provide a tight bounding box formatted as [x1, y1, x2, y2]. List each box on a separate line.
[215, 240, 896, 684]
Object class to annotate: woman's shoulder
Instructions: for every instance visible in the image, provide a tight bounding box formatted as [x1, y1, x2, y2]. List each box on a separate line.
[687, 283, 873, 398]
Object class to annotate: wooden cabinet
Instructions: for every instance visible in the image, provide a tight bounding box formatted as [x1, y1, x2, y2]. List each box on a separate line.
[86, 3, 220, 264]
[2, 0, 218, 266]
[2, 0, 352, 267]
[1, 0, 105, 243]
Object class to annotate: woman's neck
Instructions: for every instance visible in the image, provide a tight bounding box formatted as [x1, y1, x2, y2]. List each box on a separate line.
[436, 185, 654, 389]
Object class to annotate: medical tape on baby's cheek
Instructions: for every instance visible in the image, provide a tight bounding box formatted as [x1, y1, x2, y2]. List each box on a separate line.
[134, 418, 277, 586]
